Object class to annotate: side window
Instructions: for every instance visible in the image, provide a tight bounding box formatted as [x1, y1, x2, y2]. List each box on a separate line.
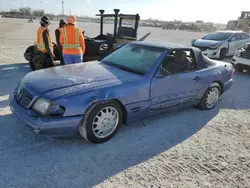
[241, 33, 249, 40]
[234, 34, 242, 41]
[160, 49, 196, 75]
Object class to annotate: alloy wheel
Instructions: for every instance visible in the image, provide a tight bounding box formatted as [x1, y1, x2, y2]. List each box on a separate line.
[92, 107, 119, 139]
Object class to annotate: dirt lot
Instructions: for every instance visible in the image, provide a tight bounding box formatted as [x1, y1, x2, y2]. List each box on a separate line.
[0, 18, 250, 188]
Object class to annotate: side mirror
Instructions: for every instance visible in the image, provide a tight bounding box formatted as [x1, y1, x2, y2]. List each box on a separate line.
[191, 39, 196, 46]
[229, 37, 235, 42]
[155, 73, 165, 78]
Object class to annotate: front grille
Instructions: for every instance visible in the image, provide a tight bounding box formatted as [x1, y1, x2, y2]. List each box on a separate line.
[16, 88, 33, 108]
[240, 51, 250, 59]
[194, 46, 208, 51]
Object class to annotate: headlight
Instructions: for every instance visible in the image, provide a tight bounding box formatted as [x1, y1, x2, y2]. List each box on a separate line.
[32, 98, 51, 115]
[209, 42, 223, 49]
[235, 49, 241, 57]
[32, 98, 65, 116]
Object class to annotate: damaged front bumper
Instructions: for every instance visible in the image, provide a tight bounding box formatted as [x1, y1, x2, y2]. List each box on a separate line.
[9, 88, 82, 137]
[201, 48, 221, 59]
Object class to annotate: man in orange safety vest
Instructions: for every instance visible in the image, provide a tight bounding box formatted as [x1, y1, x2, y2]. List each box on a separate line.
[59, 15, 86, 64]
[36, 16, 55, 68]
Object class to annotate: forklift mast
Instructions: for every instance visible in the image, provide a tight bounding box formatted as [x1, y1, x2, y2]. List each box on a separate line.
[96, 9, 140, 40]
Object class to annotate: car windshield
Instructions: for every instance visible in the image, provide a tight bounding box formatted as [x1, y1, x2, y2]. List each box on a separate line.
[202, 32, 232, 41]
[101, 43, 165, 75]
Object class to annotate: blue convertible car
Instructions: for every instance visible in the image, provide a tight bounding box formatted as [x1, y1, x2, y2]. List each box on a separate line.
[10, 41, 234, 143]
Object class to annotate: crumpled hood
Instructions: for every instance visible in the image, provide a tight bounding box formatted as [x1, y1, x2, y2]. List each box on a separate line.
[21, 61, 140, 98]
[193, 39, 222, 47]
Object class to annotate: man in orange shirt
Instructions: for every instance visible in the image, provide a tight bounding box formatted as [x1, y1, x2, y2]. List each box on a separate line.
[59, 16, 85, 64]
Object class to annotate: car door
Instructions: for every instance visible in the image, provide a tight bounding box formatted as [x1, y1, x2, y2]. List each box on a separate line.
[149, 49, 204, 111]
[228, 34, 242, 56]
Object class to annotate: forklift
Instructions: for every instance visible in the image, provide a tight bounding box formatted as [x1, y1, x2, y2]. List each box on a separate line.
[24, 9, 150, 71]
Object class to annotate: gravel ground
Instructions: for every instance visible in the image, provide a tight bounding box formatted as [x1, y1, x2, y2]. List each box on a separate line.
[0, 18, 250, 188]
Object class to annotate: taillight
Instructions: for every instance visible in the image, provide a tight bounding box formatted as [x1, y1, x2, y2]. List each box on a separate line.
[230, 70, 233, 79]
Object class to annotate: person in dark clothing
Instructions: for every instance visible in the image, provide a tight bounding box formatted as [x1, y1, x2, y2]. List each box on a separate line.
[55, 19, 67, 65]
[36, 16, 55, 68]
[55, 19, 67, 46]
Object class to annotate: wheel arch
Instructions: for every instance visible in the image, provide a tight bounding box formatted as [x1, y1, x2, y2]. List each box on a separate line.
[82, 98, 128, 124]
[222, 46, 229, 55]
[224, 44, 229, 54]
[113, 99, 128, 124]
[211, 81, 224, 94]
[222, 47, 228, 53]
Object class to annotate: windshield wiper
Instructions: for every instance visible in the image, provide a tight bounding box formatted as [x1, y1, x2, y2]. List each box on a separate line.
[102, 61, 144, 75]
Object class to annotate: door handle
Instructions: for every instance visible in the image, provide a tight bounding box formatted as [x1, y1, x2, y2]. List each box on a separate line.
[193, 76, 202, 81]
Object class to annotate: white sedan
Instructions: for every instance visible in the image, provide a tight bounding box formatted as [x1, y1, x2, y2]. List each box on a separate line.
[192, 31, 250, 60]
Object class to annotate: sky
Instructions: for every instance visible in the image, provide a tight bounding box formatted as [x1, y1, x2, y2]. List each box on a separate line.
[0, 0, 250, 23]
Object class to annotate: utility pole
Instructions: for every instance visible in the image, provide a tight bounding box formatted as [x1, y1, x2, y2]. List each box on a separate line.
[62, 0, 64, 15]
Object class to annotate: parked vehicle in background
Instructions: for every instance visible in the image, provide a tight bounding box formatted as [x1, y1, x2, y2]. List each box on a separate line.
[226, 11, 250, 33]
[191, 31, 250, 60]
[162, 23, 178, 30]
[232, 43, 250, 74]
[10, 41, 233, 143]
[179, 24, 201, 32]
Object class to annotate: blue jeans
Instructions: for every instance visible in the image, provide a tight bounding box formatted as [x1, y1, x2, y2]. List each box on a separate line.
[62, 54, 83, 65]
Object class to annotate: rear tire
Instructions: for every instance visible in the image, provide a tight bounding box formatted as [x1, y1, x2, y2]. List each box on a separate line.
[219, 48, 227, 60]
[197, 83, 221, 110]
[29, 52, 45, 71]
[78, 101, 123, 143]
[24, 46, 35, 61]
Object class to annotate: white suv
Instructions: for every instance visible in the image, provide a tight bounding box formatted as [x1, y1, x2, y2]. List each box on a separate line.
[191, 31, 250, 60]
[231, 43, 250, 74]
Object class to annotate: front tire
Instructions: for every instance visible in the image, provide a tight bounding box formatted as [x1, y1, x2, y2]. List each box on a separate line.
[197, 83, 221, 110]
[247, 68, 250, 75]
[78, 101, 123, 143]
[234, 66, 244, 72]
[219, 48, 227, 60]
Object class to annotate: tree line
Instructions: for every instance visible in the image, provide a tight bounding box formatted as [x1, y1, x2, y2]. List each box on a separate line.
[0, 7, 55, 18]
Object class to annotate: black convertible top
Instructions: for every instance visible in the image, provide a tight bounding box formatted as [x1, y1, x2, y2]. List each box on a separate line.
[192, 47, 216, 69]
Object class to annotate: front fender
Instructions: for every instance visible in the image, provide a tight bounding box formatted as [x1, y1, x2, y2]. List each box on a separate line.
[53, 77, 150, 117]
[55, 87, 125, 117]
